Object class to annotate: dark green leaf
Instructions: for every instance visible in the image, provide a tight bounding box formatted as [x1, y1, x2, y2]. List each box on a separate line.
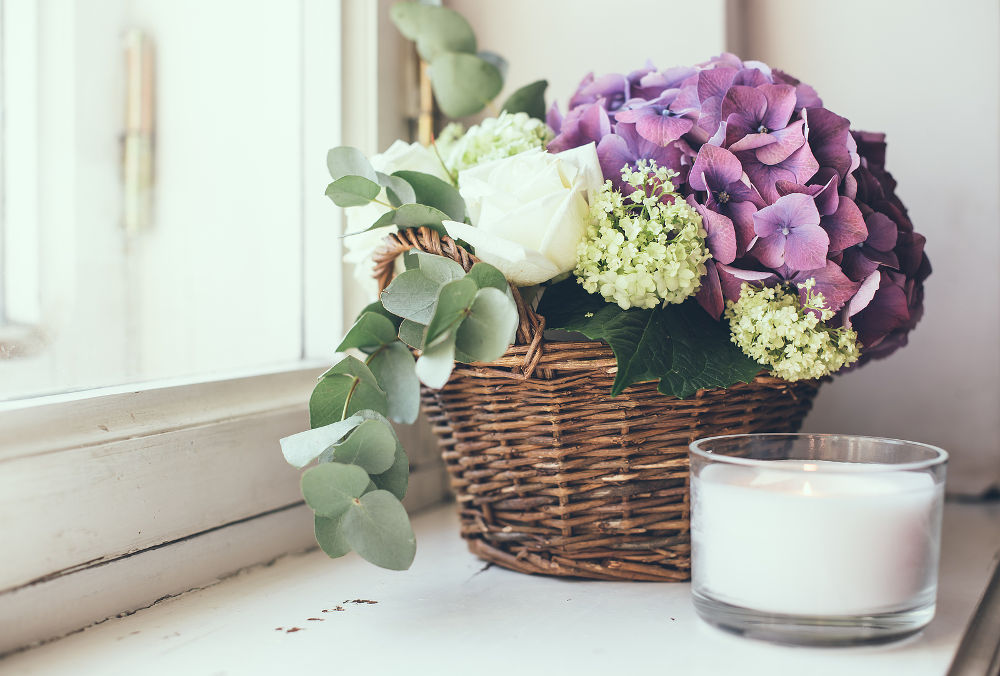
[391, 203, 449, 229]
[466, 262, 509, 293]
[302, 462, 370, 519]
[377, 172, 416, 207]
[413, 251, 466, 285]
[428, 53, 504, 118]
[424, 277, 478, 348]
[397, 318, 426, 350]
[310, 357, 388, 427]
[454, 287, 518, 363]
[367, 342, 420, 424]
[391, 171, 466, 222]
[501, 79, 548, 121]
[336, 312, 398, 352]
[537, 279, 760, 399]
[342, 490, 417, 570]
[326, 419, 397, 474]
[357, 301, 402, 331]
[315, 514, 351, 559]
[389, 2, 476, 61]
[325, 175, 381, 208]
[381, 269, 441, 324]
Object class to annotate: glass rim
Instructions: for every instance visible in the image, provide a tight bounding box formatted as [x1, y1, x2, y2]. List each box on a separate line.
[689, 433, 948, 472]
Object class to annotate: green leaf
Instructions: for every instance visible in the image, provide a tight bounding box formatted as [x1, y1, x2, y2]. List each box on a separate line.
[326, 419, 397, 474]
[301, 462, 370, 519]
[325, 175, 381, 208]
[358, 301, 402, 331]
[466, 262, 508, 293]
[477, 51, 508, 81]
[367, 342, 420, 424]
[327, 146, 378, 182]
[310, 357, 388, 427]
[413, 251, 466, 285]
[391, 203, 449, 229]
[391, 171, 466, 222]
[537, 279, 760, 399]
[454, 287, 518, 362]
[415, 331, 456, 389]
[315, 514, 351, 559]
[337, 312, 398, 352]
[389, 2, 476, 62]
[397, 318, 426, 350]
[428, 52, 504, 118]
[371, 443, 409, 501]
[424, 277, 478, 348]
[381, 269, 441, 324]
[280, 415, 363, 469]
[501, 79, 548, 120]
[342, 490, 417, 570]
[377, 172, 416, 207]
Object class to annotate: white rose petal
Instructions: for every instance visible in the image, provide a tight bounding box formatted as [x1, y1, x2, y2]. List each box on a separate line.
[443, 220, 561, 286]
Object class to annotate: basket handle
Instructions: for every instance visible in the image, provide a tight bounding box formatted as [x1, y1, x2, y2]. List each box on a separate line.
[371, 226, 546, 377]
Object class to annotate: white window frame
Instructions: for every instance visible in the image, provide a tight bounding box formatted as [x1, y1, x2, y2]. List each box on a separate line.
[0, 0, 448, 655]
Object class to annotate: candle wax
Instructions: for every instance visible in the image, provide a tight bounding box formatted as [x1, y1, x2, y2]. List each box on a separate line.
[692, 460, 943, 616]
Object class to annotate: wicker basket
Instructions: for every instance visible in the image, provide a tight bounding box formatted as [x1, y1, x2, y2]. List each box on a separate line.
[374, 227, 821, 582]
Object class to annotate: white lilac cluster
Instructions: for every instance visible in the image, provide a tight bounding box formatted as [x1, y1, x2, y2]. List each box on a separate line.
[440, 111, 553, 174]
[724, 280, 861, 381]
[574, 161, 710, 310]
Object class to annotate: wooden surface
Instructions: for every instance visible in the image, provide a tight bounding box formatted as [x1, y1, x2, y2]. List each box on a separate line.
[4, 499, 998, 675]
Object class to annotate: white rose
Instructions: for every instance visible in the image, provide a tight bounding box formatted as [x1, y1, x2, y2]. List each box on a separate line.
[342, 141, 453, 295]
[442, 143, 603, 286]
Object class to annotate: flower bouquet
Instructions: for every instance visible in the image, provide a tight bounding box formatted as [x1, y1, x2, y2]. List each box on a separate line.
[280, 3, 929, 578]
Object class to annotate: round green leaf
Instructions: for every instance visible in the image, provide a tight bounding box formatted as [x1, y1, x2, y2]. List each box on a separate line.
[330, 419, 397, 474]
[325, 175, 381, 208]
[337, 312, 398, 352]
[415, 331, 456, 389]
[424, 277, 477, 348]
[391, 171, 466, 222]
[367, 342, 420, 425]
[302, 462, 370, 519]
[390, 2, 477, 61]
[381, 269, 441, 324]
[501, 80, 549, 121]
[392, 203, 449, 229]
[377, 172, 416, 207]
[428, 53, 503, 118]
[327, 146, 378, 182]
[397, 318, 426, 350]
[371, 444, 409, 501]
[280, 415, 362, 469]
[455, 287, 519, 362]
[314, 514, 351, 559]
[478, 51, 508, 81]
[412, 251, 466, 285]
[310, 357, 388, 427]
[466, 262, 509, 293]
[342, 490, 416, 571]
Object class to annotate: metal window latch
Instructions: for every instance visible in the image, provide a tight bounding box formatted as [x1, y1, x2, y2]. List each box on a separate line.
[122, 29, 154, 234]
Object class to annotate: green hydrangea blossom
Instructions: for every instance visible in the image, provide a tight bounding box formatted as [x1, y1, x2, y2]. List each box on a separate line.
[724, 280, 861, 381]
[574, 161, 710, 310]
[440, 112, 553, 173]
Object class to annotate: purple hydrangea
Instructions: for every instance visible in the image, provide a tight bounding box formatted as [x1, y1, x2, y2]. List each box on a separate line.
[549, 54, 929, 366]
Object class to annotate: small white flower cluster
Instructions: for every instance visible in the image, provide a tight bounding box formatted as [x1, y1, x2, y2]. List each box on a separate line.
[440, 112, 554, 174]
[724, 281, 861, 381]
[574, 161, 710, 310]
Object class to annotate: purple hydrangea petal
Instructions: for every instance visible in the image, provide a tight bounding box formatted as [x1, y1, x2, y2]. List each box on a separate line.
[742, 143, 820, 203]
[689, 144, 742, 191]
[749, 233, 787, 267]
[754, 119, 807, 165]
[783, 224, 830, 271]
[727, 128, 775, 153]
[864, 211, 898, 251]
[821, 197, 868, 251]
[727, 200, 759, 255]
[840, 248, 882, 282]
[596, 134, 634, 189]
[633, 111, 694, 147]
[696, 260, 725, 319]
[791, 261, 860, 315]
[851, 274, 910, 348]
[721, 86, 768, 125]
[688, 197, 737, 264]
[716, 263, 779, 302]
[803, 107, 853, 178]
[845, 270, 881, 321]
[546, 102, 564, 135]
[697, 67, 737, 103]
[760, 84, 796, 130]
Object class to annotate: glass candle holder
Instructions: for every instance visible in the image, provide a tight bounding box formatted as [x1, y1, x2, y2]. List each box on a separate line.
[689, 433, 947, 646]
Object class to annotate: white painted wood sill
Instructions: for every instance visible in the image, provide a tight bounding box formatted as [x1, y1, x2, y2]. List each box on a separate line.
[5, 500, 999, 676]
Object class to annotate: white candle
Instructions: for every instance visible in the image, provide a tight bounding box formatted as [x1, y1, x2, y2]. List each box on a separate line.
[691, 460, 943, 616]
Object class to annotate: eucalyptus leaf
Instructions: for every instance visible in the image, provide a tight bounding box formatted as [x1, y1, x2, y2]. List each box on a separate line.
[413, 251, 466, 285]
[391, 203, 450, 230]
[466, 262, 509, 293]
[337, 312, 398, 352]
[302, 462, 370, 519]
[358, 301, 402, 331]
[415, 331, 456, 389]
[455, 287, 518, 362]
[314, 514, 351, 559]
[377, 172, 416, 207]
[428, 52, 504, 118]
[327, 146, 378, 182]
[342, 490, 417, 570]
[326, 419, 397, 474]
[477, 51, 508, 81]
[381, 269, 441, 324]
[424, 277, 478, 348]
[325, 175, 381, 208]
[371, 443, 409, 501]
[391, 171, 466, 222]
[398, 318, 426, 350]
[389, 2, 476, 61]
[367, 342, 420, 424]
[280, 414, 363, 469]
[310, 357, 388, 428]
[501, 79, 549, 121]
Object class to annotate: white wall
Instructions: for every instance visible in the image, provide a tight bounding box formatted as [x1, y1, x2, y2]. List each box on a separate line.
[738, 0, 1000, 494]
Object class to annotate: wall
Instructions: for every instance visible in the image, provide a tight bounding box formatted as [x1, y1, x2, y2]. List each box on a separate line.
[737, 0, 1000, 494]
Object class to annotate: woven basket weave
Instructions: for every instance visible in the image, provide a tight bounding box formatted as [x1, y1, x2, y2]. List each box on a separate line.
[373, 227, 821, 582]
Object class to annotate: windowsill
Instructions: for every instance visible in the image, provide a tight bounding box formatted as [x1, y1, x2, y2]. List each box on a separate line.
[5, 499, 999, 674]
